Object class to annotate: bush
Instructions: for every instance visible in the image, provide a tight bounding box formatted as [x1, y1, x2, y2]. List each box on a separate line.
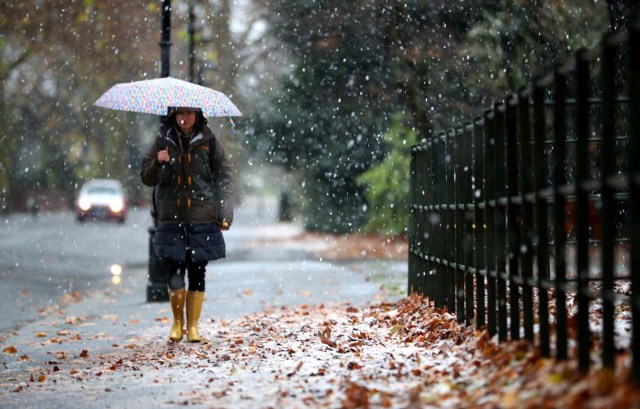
[357, 115, 417, 236]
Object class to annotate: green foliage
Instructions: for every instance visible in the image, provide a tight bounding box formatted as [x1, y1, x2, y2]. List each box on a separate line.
[357, 115, 416, 236]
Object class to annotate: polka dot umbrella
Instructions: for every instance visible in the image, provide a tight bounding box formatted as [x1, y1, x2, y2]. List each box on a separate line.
[94, 77, 242, 117]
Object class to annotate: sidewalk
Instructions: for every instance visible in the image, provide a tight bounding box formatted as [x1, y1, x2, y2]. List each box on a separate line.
[0, 216, 407, 408]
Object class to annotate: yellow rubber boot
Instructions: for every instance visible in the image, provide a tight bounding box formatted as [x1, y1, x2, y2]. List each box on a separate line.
[186, 290, 205, 342]
[168, 287, 185, 342]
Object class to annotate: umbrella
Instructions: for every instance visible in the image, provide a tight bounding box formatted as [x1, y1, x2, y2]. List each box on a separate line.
[94, 77, 242, 117]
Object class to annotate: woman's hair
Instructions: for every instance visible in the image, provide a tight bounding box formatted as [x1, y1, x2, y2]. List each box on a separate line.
[164, 107, 207, 134]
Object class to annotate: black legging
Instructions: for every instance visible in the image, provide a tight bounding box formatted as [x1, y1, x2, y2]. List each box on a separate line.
[167, 258, 207, 292]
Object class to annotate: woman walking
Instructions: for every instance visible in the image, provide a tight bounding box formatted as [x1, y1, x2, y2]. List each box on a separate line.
[140, 107, 234, 342]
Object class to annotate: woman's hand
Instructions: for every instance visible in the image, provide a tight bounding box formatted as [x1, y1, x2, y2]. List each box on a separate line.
[157, 149, 170, 164]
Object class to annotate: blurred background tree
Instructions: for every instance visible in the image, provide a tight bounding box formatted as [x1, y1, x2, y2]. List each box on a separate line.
[0, 0, 159, 211]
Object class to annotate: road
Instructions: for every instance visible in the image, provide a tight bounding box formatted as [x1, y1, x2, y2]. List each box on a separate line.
[0, 207, 151, 333]
[0, 199, 406, 334]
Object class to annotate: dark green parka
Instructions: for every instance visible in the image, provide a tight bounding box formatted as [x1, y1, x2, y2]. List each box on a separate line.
[140, 113, 234, 226]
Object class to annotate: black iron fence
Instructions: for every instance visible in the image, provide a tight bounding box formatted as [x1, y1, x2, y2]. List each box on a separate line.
[408, 18, 640, 378]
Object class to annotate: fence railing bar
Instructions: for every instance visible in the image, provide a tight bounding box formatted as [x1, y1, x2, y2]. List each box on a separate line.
[412, 146, 420, 296]
[561, 237, 632, 245]
[495, 103, 509, 342]
[531, 134, 630, 146]
[506, 94, 522, 341]
[474, 118, 487, 328]
[576, 47, 593, 373]
[432, 132, 441, 306]
[464, 125, 476, 325]
[535, 275, 633, 287]
[600, 32, 618, 371]
[485, 109, 498, 337]
[630, 14, 640, 383]
[446, 129, 456, 313]
[519, 87, 536, 343]
[553, 67, 569, 361]
[538, 96, 631, 106]
[450, 191, 632, 212]
[533, 81, 551, 357]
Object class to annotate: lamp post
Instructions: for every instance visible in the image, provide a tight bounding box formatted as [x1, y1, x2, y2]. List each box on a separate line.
[160, 0, 172, 78]
[188, 3, 196, 83]
[146, 0, 173, 302]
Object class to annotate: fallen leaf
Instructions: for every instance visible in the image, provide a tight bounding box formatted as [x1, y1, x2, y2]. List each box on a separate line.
[348, 362, 363, 370]
[65, 316, 81, 325]
[318, 328, 337, 348]
[343, 382, 369, 409]
[287, 361, 304, 377]
[3, 346, 17, 354]
[390, 324, 404, 335]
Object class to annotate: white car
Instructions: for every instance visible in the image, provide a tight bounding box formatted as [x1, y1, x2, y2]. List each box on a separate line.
[75, 179, 127, 223]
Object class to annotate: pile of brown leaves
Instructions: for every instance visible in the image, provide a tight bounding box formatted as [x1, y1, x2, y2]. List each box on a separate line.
[5, 294, 639, 408]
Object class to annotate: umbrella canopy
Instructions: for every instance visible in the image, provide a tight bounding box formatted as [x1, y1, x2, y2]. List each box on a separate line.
[94, 77, 242, 117]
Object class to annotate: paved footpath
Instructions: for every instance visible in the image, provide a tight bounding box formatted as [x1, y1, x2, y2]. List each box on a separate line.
[0, 204, 406, 408]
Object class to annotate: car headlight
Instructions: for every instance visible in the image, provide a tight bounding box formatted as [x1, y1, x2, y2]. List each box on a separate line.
[109, 199, 124, 213]
[78, 197, 92, 211]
